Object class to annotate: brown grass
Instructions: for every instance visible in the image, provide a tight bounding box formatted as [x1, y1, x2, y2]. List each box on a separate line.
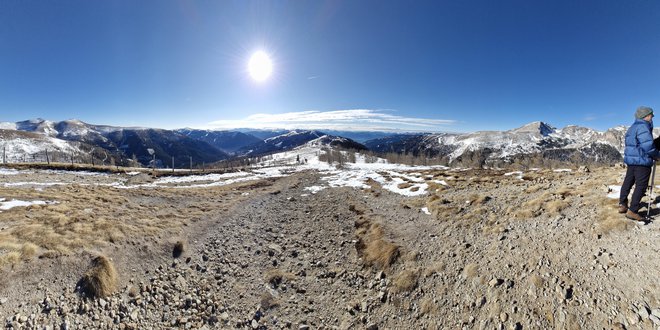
[355, 219, 400, 271]
[0, 174, 264, 267]
[426, 198, 459, 220]
[529, 274, 544, 288]
[400, 198, 427, 209]
[545, 200, 569, 216]
[265, 269, 295, 289]
[393, 269, 420, 293]
[79, 255, 118, 298]
[420, 297, 439, 316]
[463, 263, 479, 278]
[595, 199, 635, 235]
[423, 261, 446, 277]
[469, 194, 491, 205]
[260, 291, 279, 310]
[397, 182, 413, 189]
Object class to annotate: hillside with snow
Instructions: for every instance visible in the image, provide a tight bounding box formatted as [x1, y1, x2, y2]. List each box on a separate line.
[0, 118, 641, 168]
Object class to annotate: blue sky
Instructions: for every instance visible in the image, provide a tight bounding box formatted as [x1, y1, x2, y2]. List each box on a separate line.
[1, 1, 660, 132]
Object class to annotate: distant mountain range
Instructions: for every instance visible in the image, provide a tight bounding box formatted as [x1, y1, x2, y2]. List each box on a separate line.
[364, 121, 628, 167]
[0, 119, 368, 167]
[0, 118, 642, 168]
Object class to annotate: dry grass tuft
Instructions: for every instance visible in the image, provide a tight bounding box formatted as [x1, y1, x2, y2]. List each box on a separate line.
[420, 297, 439, 316]
[426, 198, 459, 220]
[0, 251, 22, 268]
[423, 261, 446, 277]
[595, 200, 635, 235]
[260, 291, 280, 310]
[354, 219, 400, 271]
[173, 240, 186, 258]
[463, 263, 479, 279]
[529, 274, 544, 288]
[265, 269, 295, 289]
[79, 255, 118, 298]
[393, 269, 420, 293]
[545, 200, 569, 216]
[348, 204, 364, 215]
[400, 198, 427, 209]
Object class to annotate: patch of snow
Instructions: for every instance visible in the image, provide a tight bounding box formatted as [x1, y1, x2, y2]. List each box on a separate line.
[0, 199, 57, 211]
[0, 168, 20, 175]
[421, 207, 431, 215]
[322, 169, 430, 197]
[553, 169, 572, 173]
[304, 186, 326, 194]
[434, 180, 449, 186]
[3, 182, 66, 187]
[607, 185, 621, 199]
[153, 172, 251, 184]
[504, 171, 524, 180]
[0, 122, 17, 130]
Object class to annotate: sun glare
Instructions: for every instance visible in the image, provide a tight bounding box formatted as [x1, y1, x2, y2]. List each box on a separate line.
[248, 51, 273, 82]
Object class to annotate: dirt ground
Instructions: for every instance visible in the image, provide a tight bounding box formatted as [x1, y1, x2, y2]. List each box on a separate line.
[0, 165, 659, 329]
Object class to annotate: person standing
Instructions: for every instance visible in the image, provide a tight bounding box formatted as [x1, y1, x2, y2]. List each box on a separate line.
[619, 106, 660, 221]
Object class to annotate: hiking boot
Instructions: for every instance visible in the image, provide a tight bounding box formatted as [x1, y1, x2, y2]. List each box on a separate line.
[625, 210, 644, 221]
[618, 204, 628, 214]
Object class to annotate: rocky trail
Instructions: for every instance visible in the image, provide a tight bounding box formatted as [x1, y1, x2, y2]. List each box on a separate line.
[1, 167, 659, 329]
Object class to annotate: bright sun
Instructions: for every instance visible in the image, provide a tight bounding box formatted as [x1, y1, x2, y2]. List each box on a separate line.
[248, 51, 273, 82]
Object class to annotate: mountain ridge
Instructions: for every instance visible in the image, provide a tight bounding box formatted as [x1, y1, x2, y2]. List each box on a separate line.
[0, 118, 644, 168]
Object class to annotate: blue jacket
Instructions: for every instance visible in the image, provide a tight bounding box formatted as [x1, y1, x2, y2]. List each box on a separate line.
[624, 119, 659, 167]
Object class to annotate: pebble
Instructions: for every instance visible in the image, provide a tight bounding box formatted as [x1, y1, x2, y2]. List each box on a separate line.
[652, 309, 660, 318]
[650, 314, 660, 326]
[489, 278, 504, 287]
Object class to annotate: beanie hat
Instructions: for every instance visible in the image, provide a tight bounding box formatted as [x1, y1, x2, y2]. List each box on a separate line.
[635, 106, 654, 119]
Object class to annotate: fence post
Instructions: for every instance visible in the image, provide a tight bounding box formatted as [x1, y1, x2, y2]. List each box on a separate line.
[189, 156, 192, 173]
[45, 149, 50, 165]
[172, 156, 175, 173]
[2, 145, 5, 164]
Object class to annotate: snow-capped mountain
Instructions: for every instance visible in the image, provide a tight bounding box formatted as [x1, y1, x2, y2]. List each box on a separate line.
[304, 135, 368, 151]
[0, 129, 86, 163]
[365, 122, 629, 167]
[0, 118, 642, 168]
[237, 130, 367, 156]
[0, 119, 229, 167]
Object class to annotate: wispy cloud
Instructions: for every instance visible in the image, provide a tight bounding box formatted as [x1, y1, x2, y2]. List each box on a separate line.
[583, 112, 617, 122]
[207, 109, 455, 132]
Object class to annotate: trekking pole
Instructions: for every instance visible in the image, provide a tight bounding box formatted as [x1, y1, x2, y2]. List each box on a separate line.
[648, 161, 657, 218]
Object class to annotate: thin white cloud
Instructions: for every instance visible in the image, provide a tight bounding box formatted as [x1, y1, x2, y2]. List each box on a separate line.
[207, 109, 455, 132]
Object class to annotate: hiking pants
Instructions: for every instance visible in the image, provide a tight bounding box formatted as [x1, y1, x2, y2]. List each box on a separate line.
[620, 165, 652, 213]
